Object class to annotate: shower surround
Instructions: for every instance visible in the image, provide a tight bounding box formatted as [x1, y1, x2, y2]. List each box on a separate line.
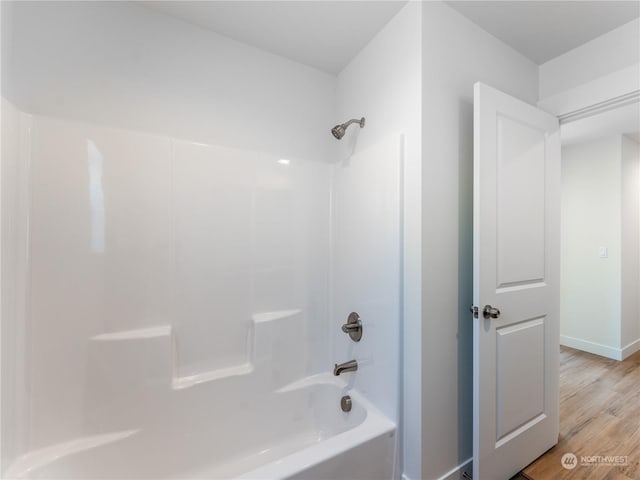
[1, 105, 402, 478]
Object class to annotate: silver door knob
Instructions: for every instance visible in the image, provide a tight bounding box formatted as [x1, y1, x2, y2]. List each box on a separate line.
[483, 305, 500, 319]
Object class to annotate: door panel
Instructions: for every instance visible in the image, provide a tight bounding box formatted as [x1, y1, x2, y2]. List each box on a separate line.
[496, 114, 546, 287]
[473, 82, 560, 480]
[496, 317, 545, 440]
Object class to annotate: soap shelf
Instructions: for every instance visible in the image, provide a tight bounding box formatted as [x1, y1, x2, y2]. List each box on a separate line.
[89, 309, 303, 390]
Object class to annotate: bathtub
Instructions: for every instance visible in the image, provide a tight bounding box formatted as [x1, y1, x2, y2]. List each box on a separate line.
[5, 373, 396, 479]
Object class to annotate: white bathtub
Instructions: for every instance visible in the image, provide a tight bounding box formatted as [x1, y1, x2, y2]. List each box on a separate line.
[6, 374, 396, 480]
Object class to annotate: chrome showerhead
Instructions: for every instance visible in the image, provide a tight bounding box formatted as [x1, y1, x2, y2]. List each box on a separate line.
[331, 117, 365, 140]
[331, 125, 346, 139]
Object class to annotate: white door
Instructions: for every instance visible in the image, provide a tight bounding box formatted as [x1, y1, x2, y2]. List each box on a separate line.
[473, 82, 560, 480]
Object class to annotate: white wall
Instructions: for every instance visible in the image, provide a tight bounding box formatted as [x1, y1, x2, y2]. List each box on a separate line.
[561, 134, 640, 360]
[336, 4, 422, 478]
[420, 3, 538, 479]
[621, 135, 640, 356]
[539, 18, 640, 100]
[8, 1, 336, 164]
[1, 1, 13, 100]
[561, 137, 622, 357]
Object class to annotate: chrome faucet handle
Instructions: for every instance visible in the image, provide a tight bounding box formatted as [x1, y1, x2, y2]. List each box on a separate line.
[341, 323, 360, 332]
[341, 312, 362, 342]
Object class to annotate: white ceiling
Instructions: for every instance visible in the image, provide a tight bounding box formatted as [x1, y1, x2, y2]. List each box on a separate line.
[445, 1, 640, 65]
[141, 1, 407, 74]
[143, 1, 640, 73]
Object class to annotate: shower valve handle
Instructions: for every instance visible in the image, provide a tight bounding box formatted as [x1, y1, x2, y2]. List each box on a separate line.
[341, 312, 362, 342]
[341, 323, 360, 333]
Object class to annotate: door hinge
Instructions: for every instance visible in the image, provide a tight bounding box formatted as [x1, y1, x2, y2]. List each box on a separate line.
[469, 305, 479, 318]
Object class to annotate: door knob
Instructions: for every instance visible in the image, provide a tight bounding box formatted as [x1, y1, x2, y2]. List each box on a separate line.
[483, 305, 501, 319]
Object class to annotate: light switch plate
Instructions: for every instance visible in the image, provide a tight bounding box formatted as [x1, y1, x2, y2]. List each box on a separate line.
[598, 246, 608, 258]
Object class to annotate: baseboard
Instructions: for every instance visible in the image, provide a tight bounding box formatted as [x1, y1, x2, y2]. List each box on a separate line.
[621, 338, 640, 360]
[560, 335, 621, 360]
[435, 458, 473, 480]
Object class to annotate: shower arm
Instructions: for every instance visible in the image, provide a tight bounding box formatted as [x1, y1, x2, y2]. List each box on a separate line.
[342, 118, 365, 128]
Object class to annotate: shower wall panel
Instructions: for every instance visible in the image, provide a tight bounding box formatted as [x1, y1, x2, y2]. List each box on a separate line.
[172, 140, 330, 378]
[1, 98, 31, 471]
[24, 114, 331, 452]
[28, 116, 173, 449]
[331, 134, 402, 423]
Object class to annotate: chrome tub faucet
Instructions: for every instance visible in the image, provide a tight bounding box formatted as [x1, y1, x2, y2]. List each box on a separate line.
[334, 359, 358, 376]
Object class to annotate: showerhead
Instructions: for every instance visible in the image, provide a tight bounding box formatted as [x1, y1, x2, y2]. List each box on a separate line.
[331, 125, 346, 140]
[331, 117, 365, 140]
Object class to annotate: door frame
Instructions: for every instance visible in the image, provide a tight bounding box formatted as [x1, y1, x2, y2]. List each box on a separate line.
[537, 64, 640, 122]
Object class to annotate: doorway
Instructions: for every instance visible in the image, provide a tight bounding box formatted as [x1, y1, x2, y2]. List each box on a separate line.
[525, 99, 640, 479]
[559, 104, 640, 362]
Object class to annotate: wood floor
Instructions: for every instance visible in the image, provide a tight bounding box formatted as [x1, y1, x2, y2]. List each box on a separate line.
[522, 346, 640, 480]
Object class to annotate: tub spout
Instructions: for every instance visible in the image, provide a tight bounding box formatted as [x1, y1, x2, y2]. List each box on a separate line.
[334, 359, 358, 376]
